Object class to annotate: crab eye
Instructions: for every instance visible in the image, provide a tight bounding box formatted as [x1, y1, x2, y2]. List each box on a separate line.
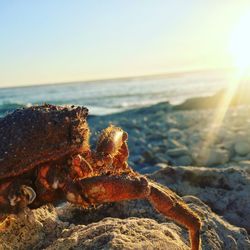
[21, 185, 36, 204]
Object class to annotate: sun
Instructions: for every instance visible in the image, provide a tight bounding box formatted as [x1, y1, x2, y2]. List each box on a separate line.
[229, 10, 250, 75]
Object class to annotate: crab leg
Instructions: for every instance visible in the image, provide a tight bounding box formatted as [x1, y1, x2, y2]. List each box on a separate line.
[148, 182, 201, 250]
[64, 175, 201, 250]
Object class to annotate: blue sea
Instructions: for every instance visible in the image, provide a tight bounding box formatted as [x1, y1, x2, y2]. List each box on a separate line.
[0, 69, 234, 117]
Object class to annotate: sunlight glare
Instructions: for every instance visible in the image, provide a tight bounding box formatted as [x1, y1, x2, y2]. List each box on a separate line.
[198, 77, 239, 165]
[229, 10, 250, 74]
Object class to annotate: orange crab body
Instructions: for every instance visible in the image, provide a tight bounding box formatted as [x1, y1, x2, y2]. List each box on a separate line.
[0, 104, 201, 250]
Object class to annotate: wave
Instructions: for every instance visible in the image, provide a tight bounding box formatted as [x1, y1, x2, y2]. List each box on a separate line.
[0, 102, 124, 117]
[0, 102, 32, 117]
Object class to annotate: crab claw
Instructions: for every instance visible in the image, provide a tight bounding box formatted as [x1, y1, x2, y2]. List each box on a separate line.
[96, 126, 126, 157]
[93, 126, 130, 174]
[8, 185, 36, 207]
[20, 185, 36, 204]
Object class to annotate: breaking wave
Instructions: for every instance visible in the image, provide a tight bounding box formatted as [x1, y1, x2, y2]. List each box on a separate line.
[0, 102, 32, 117]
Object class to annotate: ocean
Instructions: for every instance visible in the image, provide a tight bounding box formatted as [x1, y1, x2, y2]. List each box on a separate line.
[0, 69, 234, 117]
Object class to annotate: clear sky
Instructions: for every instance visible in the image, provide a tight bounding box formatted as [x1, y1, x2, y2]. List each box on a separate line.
[0, 1, 249, 87]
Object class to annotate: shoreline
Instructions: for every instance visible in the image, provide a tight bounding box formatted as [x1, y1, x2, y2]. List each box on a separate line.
[1, 85, 247, 118]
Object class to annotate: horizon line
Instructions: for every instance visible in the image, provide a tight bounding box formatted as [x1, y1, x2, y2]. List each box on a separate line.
[0, 66, 233, 90]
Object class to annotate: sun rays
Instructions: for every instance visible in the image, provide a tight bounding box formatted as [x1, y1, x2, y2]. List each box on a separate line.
[198, 9, 250, 163]
[229, 10, 250, 76]
[198, 75, 241, 164]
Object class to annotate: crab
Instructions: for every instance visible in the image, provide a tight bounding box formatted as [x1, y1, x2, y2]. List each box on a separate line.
[0, 104, 201, 250]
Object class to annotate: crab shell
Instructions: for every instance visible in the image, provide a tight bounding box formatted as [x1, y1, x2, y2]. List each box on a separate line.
[0, 104, 89, 180]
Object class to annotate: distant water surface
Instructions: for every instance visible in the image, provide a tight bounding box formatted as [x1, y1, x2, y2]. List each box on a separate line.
[0, 69, 234, 117]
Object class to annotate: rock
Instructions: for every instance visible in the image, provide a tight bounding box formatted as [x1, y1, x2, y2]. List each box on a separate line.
[175, 114, 196, 129]
[1, 195, 250, 249]
[165, 116, 178, 127]
[154, 153, 170, 164]
[147, 132, 166, 141]
[167, 147, 189, 157]
[221, 139, 234, 151]
[55, 197, 250, 250]
[183, 196, 250, 250]
[167, 139, 184, 149]
[193, 148, 229, 166]
[48, 218, 189, 250]
[0, 205, 67, 249]
[174, 155, 193, 166]
[237, 160, 250, 168]
[188, 133, 201, 145]
[173, 90, 225, 110]
[173, 89, 250, 110]
[142, 150, 155, 163]
[150, 165, 250, 233]
[167, 128, 185, 141]
[234, 141, 250, 156]
[130, 154, 145, 164]
[231, 154, 250, 162]
[139, 165, 163, 174]
[214, 128, 233, 143]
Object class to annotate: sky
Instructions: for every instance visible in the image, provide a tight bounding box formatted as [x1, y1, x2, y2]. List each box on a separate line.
[0, 0, 250, 87]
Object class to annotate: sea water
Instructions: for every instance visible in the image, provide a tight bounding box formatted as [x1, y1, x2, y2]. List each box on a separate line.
[0, 69, 234, 117]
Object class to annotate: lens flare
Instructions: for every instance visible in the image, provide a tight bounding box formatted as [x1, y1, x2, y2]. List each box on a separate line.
[200, 9, 250, 162]
[229, 10, 250, 75]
